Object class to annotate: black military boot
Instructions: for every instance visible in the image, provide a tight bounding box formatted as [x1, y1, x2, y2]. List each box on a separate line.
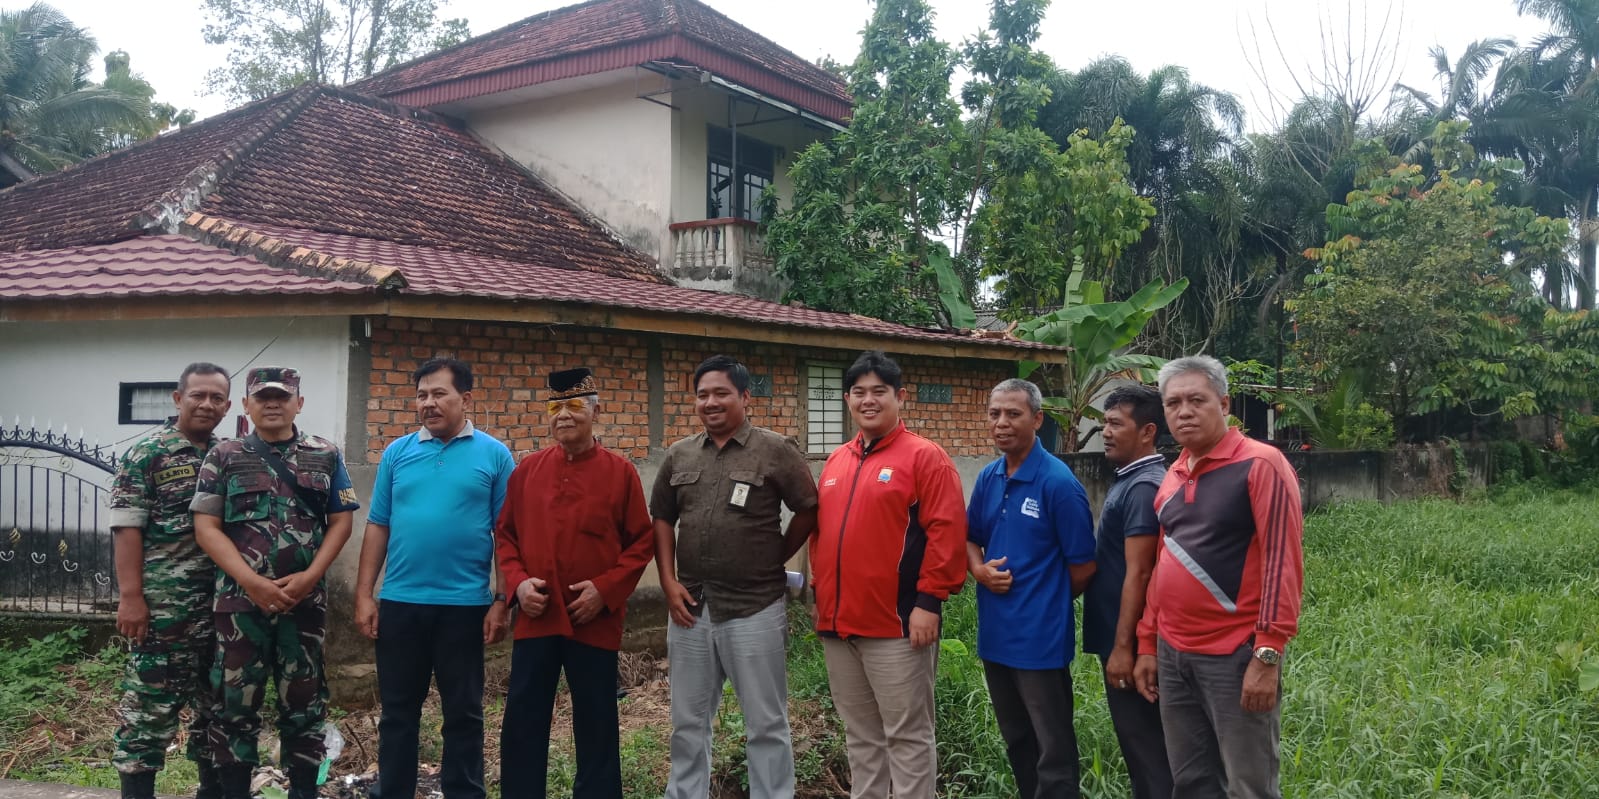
[286, 764, 321, 799]
[120, 771, 156, 799]
[195, 760, 224, 799]
[218, 764, 254, 799]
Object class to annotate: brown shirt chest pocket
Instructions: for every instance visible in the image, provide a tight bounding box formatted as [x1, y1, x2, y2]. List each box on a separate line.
[726, 470, 767, 513]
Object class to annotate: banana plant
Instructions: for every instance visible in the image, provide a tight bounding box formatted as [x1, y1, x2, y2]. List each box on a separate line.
[1014, 271, 1187, 451]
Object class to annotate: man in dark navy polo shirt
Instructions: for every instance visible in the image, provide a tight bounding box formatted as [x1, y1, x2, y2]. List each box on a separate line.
[966, 378, 1096, 798]
[1081, 384, 1172, 798]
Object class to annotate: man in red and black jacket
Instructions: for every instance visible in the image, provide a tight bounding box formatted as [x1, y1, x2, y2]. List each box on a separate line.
[1133, 355, 1304, 799]
[810, 350, 967, 799]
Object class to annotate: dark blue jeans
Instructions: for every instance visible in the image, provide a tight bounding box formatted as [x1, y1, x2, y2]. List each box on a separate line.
[373, 600, 488, 799]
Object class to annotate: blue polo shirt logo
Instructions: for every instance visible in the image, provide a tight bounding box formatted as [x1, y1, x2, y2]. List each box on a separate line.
[1021, 496, 1041, 518]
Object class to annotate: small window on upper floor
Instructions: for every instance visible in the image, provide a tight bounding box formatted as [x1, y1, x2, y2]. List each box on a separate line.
[119, 382, 177, 425]
[708, 126, 776, 223]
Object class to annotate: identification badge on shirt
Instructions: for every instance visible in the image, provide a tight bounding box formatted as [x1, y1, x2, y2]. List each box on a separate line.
[730, 482, 751, 508]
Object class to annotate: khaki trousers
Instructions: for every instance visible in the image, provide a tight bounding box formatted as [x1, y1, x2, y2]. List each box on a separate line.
[821, 636, 938, 799]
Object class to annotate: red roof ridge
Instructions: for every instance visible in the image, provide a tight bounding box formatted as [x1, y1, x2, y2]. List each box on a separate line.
[349, 0, 849, 118]
[181, 214, 407, 289]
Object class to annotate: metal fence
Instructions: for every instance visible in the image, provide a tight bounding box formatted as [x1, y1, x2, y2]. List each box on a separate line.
[0, 422, 120, 619]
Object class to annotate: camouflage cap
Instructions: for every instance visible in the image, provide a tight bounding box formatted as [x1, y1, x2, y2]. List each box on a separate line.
[245, 366, 300, 397]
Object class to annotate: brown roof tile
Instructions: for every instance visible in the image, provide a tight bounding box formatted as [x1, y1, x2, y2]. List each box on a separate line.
[0, 85, 662, 283]
[0, 235, 369, 298]
[0, 89, 314, 253]
[351, 0, 850, 120]
[228, 221, 1053, 351]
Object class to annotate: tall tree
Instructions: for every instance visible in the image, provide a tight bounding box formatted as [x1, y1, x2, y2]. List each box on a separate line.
[1293, 124, 1578, 432]
[0, 3, 147, 185]
[764, 0, 1006, 327]
[201, 0, 470, 105]
[1038, 58, 1259, 353]
[1505, 0, 1599, 309]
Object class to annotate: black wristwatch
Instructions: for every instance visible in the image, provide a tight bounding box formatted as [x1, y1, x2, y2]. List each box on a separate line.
[492, 592, 507, 604]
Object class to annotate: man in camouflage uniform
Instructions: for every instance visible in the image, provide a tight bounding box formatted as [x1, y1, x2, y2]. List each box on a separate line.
[192, 367, 360, 799]
[111, 362, 234, 799]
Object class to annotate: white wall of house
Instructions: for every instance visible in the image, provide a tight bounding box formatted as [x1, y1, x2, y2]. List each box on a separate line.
[468, 76, 675, 262]
[0, 316, 352, 457]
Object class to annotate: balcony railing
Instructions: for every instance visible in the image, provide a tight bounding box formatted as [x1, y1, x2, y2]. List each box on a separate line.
[669, 217, 775, 276]
[668, 218, 786, 299]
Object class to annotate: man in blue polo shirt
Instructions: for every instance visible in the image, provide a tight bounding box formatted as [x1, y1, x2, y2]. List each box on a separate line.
[967, 378, 1096, 799]
[354, 357, 516, 799]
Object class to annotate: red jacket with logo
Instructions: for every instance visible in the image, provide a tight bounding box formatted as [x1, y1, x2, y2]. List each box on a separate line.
[811, 422, 968, 639]
[1136, 429, 1304, 656]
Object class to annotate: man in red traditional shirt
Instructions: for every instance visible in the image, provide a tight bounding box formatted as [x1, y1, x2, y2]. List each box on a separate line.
[494, 368, 654, 799]
[1132, 355, 1304, 799]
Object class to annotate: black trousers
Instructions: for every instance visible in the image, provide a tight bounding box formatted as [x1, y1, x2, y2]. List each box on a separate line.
[981, 660, 1081, 799]
[500, 637, 620, 799]
[373, 600, 488, 799]
[1099, 655, 1174, 799]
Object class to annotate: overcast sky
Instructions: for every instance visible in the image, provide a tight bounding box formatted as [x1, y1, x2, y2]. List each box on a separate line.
[40, 0, 1549, 132]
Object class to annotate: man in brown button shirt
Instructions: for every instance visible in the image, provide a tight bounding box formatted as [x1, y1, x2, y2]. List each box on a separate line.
[652, 355, 819, 799]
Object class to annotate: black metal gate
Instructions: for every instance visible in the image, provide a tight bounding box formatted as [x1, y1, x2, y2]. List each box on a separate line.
[0, 422, 120, 619]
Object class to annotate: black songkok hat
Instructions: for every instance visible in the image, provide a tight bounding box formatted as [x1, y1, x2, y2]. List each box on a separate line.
[548, 368, 599, 400]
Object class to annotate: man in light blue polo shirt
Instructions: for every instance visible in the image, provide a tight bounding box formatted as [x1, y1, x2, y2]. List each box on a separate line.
[354, 357, 516, 799]
[966, 378, 1096, 798]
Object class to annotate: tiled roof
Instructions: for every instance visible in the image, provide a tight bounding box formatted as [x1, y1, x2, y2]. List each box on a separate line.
[351, 0, 850, 120]
[0, 235, 368, 298]
[224, 220, 1056, 351]
[0, 85, 662, 283]
[0, 90, 313, 252]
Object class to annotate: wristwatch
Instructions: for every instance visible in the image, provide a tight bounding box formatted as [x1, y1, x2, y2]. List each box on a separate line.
[1253, 646, 1282, 666]
[492, 592, 507, 603]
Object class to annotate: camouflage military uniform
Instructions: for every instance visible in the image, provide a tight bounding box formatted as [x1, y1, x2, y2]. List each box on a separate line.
[190, 429, 360, 769]
[109, 422, 219, 775]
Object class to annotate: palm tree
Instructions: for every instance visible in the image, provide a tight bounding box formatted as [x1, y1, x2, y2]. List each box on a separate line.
[1039, 57, 1265, 354]
[1505, 0, 1599, 310]
[0, 3, 147, 186]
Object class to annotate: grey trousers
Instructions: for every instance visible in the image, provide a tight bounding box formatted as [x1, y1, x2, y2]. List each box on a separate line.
[1099, 656, 1173, 799]
[822, 635, 938, 799]
[981, 660, 1080, 799]
[1157, 638, 1281, 799]
[664, 598, 793, 799]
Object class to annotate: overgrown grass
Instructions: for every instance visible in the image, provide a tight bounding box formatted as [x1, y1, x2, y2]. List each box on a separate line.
[8, 486, 1599, 797]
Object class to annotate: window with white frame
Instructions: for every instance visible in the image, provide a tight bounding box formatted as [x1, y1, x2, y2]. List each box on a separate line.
[806, 363, 847, 455]
[119, 382, 177, 425]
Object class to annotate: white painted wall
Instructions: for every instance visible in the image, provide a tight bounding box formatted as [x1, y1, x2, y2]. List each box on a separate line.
[0, 316, 352, 457]
[668, 85, 830, 224]
[468, 76, 675, 262]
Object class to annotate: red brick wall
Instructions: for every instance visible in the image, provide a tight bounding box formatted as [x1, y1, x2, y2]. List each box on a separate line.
[364, 318, 1015, 463]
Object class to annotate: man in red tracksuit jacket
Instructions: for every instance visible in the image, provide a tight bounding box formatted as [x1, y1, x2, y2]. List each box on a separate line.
[810, 350, 967, 799]
[1133, 355, 1304, 799]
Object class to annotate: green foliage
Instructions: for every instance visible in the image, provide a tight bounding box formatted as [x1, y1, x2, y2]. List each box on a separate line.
[1293, 122, 1589, 430]
[0, 3, 151, 184]
[0, 627, 86, 740]
[1275, 373, 1395, 450]
[1013, 274, 1185, 451]
[761, 0, 965, 327]
[974, 119, 1156, 319]
[201, 0, 470, 105]
[766, 0, 1076, 329]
